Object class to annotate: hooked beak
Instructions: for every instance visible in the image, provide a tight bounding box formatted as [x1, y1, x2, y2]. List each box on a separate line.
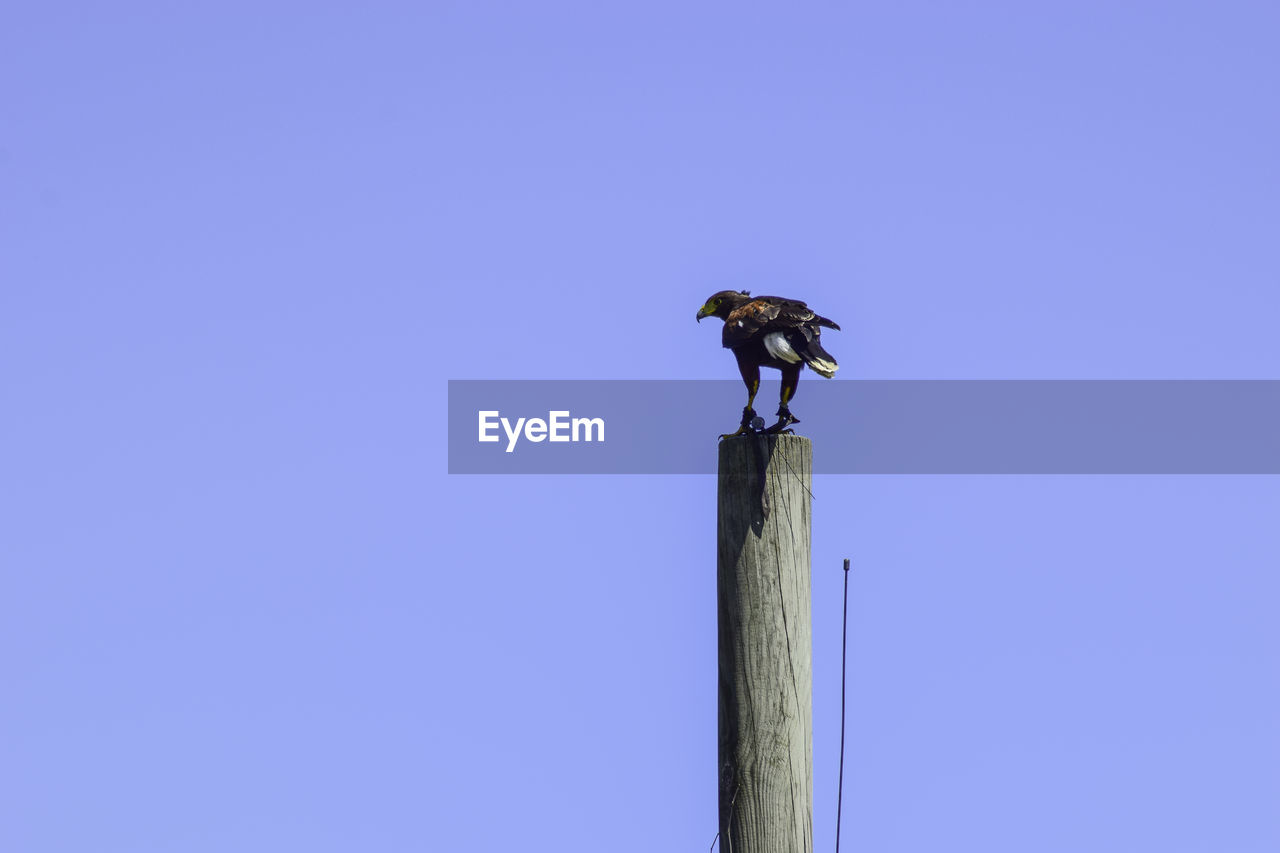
[696, 306, 710, 322]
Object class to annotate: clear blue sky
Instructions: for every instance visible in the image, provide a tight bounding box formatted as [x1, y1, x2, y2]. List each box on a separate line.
[4, 2, 1278, 851]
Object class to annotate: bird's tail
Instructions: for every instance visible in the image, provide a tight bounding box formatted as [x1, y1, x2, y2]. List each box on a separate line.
[803, 339, 838, 378]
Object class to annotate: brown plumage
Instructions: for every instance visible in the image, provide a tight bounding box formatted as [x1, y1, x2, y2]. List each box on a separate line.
[696, 290, 841, 436]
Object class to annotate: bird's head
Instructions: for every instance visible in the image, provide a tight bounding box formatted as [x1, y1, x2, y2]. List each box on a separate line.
[696, 290, 752, 322]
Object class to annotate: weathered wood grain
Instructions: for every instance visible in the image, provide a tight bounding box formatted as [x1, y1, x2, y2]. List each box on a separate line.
[717, 434, 813, 853]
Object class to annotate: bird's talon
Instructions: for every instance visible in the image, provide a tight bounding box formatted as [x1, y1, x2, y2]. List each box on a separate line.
[720, 407, 763, 440]
[763, 408, 799, 434]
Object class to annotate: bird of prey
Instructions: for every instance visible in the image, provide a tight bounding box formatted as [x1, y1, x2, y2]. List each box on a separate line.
[696, 290, 840, 437]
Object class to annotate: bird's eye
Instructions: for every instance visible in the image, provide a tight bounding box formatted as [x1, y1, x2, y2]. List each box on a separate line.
[712, 298, 720, 306]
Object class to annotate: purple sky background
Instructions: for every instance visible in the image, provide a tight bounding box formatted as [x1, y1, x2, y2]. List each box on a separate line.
[4, 2, 1279, 851]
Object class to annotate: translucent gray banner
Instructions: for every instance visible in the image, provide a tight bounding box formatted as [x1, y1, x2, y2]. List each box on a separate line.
[447, 380, 1280, 474]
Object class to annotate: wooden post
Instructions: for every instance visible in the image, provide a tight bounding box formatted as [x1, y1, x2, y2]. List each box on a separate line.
[717, 434, 813, 853]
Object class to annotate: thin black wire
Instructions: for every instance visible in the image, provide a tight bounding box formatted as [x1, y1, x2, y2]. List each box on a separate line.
[708, 780, 740, 852]
[773, 435, 815, 502]
[836, 557, 851, 853]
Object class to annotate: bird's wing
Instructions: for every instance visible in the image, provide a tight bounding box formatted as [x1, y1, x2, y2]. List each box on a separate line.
[722, 299, 776, 347]
[722, 297, 823, 347]
[760, 296, 821, 326]
[756, 296, 841, 331]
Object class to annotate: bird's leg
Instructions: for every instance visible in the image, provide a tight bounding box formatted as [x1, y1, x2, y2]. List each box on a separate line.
[720, 376, 761, 439]
[764, 370, 801, 434]
[763, 403, 799, 434]
[718, 406, 758, 440]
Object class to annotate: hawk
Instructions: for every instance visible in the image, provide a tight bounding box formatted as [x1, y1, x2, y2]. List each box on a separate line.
[697, 290, 840, 437]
